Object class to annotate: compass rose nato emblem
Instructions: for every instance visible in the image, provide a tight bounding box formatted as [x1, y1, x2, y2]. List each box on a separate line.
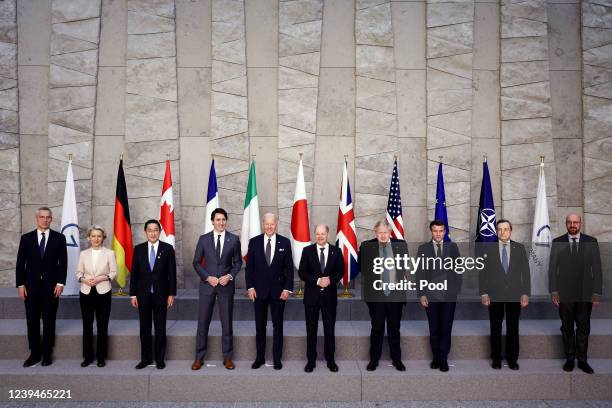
[479, 208, 497, 237]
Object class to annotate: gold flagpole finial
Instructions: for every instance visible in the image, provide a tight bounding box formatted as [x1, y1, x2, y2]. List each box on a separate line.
[120, 153, 124, 161]
[438, 155, 443, 163]
[68, 153, 73, 161]
[540, 155, 545, 165]
[299, 152, 303, 160]
[252, 154, 256, 161]
[344, 154, 349, 162]
[483, 154, 487, 163]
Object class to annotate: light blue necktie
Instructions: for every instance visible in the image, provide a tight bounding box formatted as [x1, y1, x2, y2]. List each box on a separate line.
[149, 245, 156, 293]
[501, 244, 509, 274]
[382, 244, 390, 296]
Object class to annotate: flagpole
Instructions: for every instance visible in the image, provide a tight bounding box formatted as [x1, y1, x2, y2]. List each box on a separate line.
[339, 154, 354, 298]
[114, 153, 129, 297]
[295, 152, 305, 299]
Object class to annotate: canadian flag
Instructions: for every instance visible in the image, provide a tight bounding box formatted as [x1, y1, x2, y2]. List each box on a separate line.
[159, 160, 175, 248]
[290, 159, 311, 270]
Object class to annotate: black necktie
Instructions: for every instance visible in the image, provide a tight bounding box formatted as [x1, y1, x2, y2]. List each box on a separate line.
[319, 247, 325, 274]
[39, 232, 45, 258]
[216, 234, 221, 260]
[266, 238, 272, 266]
[571, 238, 577, 256]
[436, 243, 442, 258]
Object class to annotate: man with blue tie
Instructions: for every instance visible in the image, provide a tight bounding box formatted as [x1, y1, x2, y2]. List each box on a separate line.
[130, 219, 177, 370]
[191, 208, 242, 370]
[16, 207, 67, 367]
[479, 219, 530, 370]
[245, 213, 294, 370]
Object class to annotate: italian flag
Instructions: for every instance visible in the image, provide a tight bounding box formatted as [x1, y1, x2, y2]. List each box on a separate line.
[241, 160, 261, 259]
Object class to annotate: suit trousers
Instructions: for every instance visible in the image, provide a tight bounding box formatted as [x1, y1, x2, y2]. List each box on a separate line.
[559, 301, 592, 362]
[24, 285, 59, 359]
[196, 284, 234, 360]
[489, 302, 521, 363]
[367, 301, 403, 363]
[79, 287, 112, 360]
[254, 294, 285, 362]
[137, 292, 167, 363]
[425, 301, 456, 361]
[305, 301, 336, 363]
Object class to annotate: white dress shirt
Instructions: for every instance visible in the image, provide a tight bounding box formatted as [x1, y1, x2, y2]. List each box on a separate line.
[37, 229, 49, 251]
[214, 230, 225, 255]
[316, 243, 329, 286]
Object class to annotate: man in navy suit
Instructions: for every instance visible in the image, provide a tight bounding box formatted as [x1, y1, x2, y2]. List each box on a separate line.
[130, 219, 177, 370]
[479, 219, 530, 371]
[245, 213, 294, 370]
[191, 208, 242, 370]
[415, 220, 463, 372]
[298, 224, 344, 373]
[549, 213, 602, 374]
[16, 207, 67, 367]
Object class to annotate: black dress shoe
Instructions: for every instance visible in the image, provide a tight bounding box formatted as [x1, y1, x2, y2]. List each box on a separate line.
[392, 360, 406, 371]
[578, 361, 594, 374]
[327, 361, 339, 372]
[273, 361, 283, 370]
[97, 360, 106, 367]
[156, 361, 166, 370]
[439, 360, 449, 372]
[41, 357, 53, 366]
[430, 359, 440, 369]
[135, 360, 153, 369]
[251, 358, 265, 369]
[563, 359, 575, 372]
[23, 355, 40, 368]
[508, 361, 519, 370]
[366, 360, 378, 371]
[304, 361, 316, 373]
[492, 360, 502, 369]
[81, 359, 93, 367]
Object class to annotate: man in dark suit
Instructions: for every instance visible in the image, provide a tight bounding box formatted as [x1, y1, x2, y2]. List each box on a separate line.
[191, 207, 242, 370]
[16, 207, 67, 367]
[358, 220, 408, 371]
[246, 213, 294, 370]
[130, 219, 177, 370]
[479, 219, 530, 370]
[298, 224, 344, 373]
[415, 220, 463, 372]
[549, 213, 602, 374]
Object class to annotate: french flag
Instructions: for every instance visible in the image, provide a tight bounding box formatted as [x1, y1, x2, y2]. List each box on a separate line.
[205, 159, 219, 233]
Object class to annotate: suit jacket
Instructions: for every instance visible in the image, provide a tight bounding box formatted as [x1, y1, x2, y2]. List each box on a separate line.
[129, 240, 177, 299]
[549, 233, 602, 301]
[192, 230, 242, 294]
[358, 238, 408, 303]
[76, 247, 118, 295]
[298, 243, 344, 306]
[479, 240, 530, 302]
[245, 234, 294, 299]
[415, 241, 463, 301]
[16, 229, 68, 293]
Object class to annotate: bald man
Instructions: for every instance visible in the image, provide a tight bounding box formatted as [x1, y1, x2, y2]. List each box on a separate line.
[549, 213, 602, 374]
[245, 213, 294, 370]
[298, 224, 344, 373]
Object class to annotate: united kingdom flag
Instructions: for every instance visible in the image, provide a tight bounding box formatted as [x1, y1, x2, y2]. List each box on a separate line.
[336, 161, 359, 286]
[385, 159, 405, 240]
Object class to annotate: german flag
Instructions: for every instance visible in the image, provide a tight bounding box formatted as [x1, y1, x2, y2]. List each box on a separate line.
[112, 159, 134, 289]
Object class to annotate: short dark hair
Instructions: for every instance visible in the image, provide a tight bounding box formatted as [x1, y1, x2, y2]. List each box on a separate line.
[144, 219, 161, 231]
[211, 207, 228, 221]
[497, 218, 512, 230]
[429, 219, 446, 230]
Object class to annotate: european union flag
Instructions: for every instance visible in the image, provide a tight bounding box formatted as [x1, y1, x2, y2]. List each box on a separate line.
[434, 162, 451, 242]
[475, 161, 497, 243]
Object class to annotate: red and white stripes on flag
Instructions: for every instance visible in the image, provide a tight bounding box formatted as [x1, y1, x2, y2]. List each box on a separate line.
[290, 159, 311, 270]
[159, 160, 175, 248]
[385, 158, 405, 240]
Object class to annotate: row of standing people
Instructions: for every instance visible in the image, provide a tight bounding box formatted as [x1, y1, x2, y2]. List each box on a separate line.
[15, 208, 601, 375]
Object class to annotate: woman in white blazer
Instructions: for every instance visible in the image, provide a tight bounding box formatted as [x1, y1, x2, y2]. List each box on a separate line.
[76, 225, 117, 367]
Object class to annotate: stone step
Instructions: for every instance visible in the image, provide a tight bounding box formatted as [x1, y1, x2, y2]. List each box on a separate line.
[1, 288, 611, 320]
[1, 358, 611, 402]
[2, 319, 612, 361]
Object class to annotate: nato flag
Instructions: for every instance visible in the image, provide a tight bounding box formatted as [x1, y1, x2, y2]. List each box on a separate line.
[475, 161, 498, 243]
[434, 162, 451, 242]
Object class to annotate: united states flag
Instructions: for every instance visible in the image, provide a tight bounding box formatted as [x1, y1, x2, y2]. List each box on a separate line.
[385, 159, 405, 240]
